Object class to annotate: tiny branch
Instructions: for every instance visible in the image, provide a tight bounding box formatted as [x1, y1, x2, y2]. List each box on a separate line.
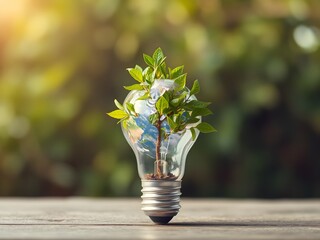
[155, 118, 162, 161]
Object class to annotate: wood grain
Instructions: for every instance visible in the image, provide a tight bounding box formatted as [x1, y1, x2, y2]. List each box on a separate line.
[0, 198, 319, 239]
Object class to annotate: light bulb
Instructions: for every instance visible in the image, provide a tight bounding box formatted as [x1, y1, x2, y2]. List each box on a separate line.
[121, 79, 200, 224]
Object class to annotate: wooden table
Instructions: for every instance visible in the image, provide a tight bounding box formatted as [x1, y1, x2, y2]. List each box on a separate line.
[0, 198, 319, 239]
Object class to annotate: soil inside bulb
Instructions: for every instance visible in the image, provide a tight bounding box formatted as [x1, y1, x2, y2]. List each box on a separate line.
[145, 172, 177, 180]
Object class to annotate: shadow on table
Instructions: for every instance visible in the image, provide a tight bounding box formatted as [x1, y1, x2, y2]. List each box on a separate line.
[170, 221, 319, 228]
[2, 221, 318, 228]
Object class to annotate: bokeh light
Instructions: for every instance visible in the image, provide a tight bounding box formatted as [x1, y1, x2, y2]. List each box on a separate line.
[0, 0, 319, 198]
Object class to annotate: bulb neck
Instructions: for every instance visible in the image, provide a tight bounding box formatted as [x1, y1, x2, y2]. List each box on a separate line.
[154, 160, 168, 176]
[141, 180, 181, 224]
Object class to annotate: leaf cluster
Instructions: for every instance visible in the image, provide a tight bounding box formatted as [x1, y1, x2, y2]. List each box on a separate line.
[107, 48, 216, 140]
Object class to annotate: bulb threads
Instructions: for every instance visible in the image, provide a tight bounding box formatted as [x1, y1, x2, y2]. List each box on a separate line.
[141, 180, 181, 224]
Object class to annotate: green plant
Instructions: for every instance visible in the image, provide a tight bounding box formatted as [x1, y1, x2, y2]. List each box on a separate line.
[107, 48, 216, 176]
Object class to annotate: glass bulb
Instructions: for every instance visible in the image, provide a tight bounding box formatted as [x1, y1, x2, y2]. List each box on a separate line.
[121, 80, 200, 180]
[121, 79, 200, 224]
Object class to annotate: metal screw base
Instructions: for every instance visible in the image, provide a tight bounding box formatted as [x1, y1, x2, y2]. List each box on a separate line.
[141, 180, 181, 224]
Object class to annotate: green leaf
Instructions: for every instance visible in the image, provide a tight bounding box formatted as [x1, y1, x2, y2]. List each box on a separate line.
[196, 122, 217, 133]
[137, 92, 149, 100]
[185, 100, 211, 110]
[107, 110, 128, 119]
[178, 123, 187, 131]
[161, 63, 169, 78]
[143, 66, 151, 76]
[156, 95, 169, 115]
[151, 67, 157, 80]
[170, 98, 180, 107]
[145, 77, 152, 85]
[174, 73, 187, 92]
[170, 65, 184, 79]
[144, 71, 152, 84]
[124, 84, 144, 91]
[109, 48, 216, 139]
[127, 68, 143, 82]
[186, 117, 200, 124]
[190, 127, 197, 140]
[114, 99, 124, 110]
[191, 108, 213, 117]
[126, 102, 135, 113]
[135, 65, 143, 72]
[159, 56, 167, 66]
[190, 79, 200, 96]
[159, 61, 167, 78]
[155, 67, 163, 79]
[162, 91, 171, 102]
[117, 115, 129, 124]
[173, 113, 182, 125]
[170, 92, 187, 107]
[149, 113, 159, 125]
[152, 47, 164, 64]
[122, 119, 128, 129]
[143, 54, 154, 67]
[167, 116, 177, 131]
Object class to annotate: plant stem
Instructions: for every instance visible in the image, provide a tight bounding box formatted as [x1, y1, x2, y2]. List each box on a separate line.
[155, 118, 162, 176]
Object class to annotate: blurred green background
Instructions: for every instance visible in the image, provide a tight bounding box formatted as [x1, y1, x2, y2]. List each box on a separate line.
[0, 0, 319, 198]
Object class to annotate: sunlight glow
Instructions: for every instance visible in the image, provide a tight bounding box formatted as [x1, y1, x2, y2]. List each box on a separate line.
[293, 25, 319, 52]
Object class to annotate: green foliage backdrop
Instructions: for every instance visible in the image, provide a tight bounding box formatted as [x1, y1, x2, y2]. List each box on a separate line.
[0, 0, 319, 197]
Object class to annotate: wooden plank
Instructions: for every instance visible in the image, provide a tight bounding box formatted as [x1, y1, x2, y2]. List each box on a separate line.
[0, 198, 319, 239]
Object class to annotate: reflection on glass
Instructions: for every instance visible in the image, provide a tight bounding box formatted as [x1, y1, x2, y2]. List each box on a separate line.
[121, 80, 200, 180]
